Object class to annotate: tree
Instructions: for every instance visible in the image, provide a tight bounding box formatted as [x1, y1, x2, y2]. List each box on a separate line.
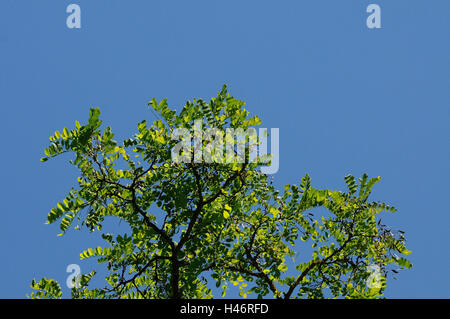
[30, 86, 411, 299]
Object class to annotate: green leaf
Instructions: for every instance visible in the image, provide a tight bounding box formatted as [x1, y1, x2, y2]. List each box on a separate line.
[277, 264, 288, 272]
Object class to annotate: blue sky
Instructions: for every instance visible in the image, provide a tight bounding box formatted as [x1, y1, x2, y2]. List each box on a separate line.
[0, 0, 448, 298]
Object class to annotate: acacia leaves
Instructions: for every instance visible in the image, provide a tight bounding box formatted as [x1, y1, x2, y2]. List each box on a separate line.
[28, 278, 62, 299]
[215, 173, 411, 299]
[30, 86, 411, 299]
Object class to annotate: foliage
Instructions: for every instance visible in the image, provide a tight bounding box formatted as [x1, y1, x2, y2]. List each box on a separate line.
[30, 86, 411, 299]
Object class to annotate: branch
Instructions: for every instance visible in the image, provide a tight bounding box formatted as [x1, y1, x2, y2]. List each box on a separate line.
[114, 255, 170, 295]
[284, 236, 353, 299]
[130, 187, 175, 250]
[176, 163, 247, 253]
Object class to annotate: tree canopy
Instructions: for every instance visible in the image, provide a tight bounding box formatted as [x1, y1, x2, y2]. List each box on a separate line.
[30, 86, 411, 299]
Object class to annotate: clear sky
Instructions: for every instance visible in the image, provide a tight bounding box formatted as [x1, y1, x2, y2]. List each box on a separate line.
[0, 0, 448, 298]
